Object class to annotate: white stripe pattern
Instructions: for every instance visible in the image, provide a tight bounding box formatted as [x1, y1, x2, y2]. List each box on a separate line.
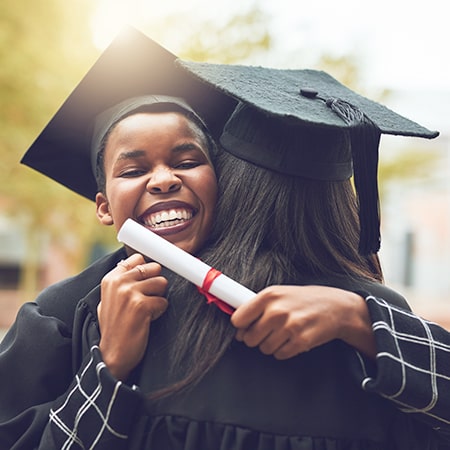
[49, 345, 127, 449]
[359, 295, 450, 432]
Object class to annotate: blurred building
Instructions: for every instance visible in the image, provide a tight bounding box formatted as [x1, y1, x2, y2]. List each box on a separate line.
[379, 89, 450, 326]
[0, 217, 27, 332]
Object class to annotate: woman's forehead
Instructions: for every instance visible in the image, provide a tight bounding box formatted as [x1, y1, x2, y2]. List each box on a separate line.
[104, 112, 212, 163]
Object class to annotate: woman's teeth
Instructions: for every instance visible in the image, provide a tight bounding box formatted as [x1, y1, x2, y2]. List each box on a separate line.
[144, 209, 193, 228]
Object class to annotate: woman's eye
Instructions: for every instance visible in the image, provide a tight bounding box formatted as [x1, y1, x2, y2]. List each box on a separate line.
[175, 161, 201, 169]
[120, 168, 146, 177]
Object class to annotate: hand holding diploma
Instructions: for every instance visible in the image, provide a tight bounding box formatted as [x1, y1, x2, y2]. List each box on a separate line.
[99, 253, 169, 380]
[117, 219, 256, 310]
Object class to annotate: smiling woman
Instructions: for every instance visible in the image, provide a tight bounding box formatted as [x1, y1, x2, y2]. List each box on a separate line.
[95, 106, 218, 255]
[0, 27, 237, 449]
[93, 103, 219, 380]
[1, 24, 448, 450]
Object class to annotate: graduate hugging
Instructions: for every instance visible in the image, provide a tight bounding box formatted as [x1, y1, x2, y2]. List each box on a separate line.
[0, 27, 448, 450]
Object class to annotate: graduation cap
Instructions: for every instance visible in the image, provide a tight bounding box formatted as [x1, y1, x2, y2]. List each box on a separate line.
[176, 61, 440, 255]
[21, 26, 236, 201]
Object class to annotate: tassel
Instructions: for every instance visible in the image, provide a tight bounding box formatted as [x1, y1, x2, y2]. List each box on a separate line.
[326, 98, 382, 255]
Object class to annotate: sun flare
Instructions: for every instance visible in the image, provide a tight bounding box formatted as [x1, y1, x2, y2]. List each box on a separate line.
[90, 0, 196, 50]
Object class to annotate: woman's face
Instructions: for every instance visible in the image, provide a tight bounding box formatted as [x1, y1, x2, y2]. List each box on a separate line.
[95, 111, 217, 255]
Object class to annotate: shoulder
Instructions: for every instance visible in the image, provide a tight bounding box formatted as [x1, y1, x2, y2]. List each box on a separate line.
[35, 247, 127, 326]
[355, 279, 410, 310]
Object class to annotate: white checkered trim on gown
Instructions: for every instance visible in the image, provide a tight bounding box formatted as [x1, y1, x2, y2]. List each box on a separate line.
[360, 296, 450, 427]
[49, 345, 128, 449]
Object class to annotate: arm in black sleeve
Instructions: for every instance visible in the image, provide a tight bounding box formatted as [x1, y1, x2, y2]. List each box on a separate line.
[0, 303, 143, 449]
[41, 345, 143, 449]
[0, 302, 73, 448]
[356, 295, 450, 443]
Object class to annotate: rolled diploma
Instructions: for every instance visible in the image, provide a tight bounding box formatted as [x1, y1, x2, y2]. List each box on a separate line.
[117, 218, 256, 309]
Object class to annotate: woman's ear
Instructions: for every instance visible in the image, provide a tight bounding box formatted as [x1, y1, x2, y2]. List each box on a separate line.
[96, 192, 114, 226]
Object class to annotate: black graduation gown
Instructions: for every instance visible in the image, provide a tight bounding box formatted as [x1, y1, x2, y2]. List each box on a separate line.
[0, 248, 447, 449]
[362, 295, 450, 444]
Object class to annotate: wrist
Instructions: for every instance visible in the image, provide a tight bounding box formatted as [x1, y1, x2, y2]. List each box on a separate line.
[99, 343, 131, 381]
[339, 291, 376, 358]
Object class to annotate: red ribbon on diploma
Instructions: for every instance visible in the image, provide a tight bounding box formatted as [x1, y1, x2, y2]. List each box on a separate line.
[197, 267, 235, 315]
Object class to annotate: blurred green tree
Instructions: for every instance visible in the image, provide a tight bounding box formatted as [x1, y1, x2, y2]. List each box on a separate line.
[1, 0, 102, 299]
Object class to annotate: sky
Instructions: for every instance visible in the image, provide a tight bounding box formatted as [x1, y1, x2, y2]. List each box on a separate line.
[262, 0, 449, 91]
[91, 0, 450, 92]
[89, 0, 449, 135]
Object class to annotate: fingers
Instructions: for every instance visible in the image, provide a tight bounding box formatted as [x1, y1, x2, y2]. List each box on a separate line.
[117, 259, 132, 270]
[231, 290, 268, 329]
[233, 297, 291, 353]
[135, 264, 146, 280]
[117, 260, 150, 281]
[231, 286, 283, 344]
[115, 256, 167, 293]
[143, 294, 169, 321]
[116, 254, 161, 280]
[116, 252, 145, 270]
[235, 318, 310, 360]
[231, 285, 324, 360]
[234, 311, 303, 359]
[102, 253, 168, 321]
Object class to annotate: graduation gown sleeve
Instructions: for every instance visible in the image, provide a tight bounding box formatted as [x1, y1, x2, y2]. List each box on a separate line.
[0, 302, 142, 449]
[0, 248, 144, 449]
[0, 301, 73, 449]
[355, 295, 450, 444]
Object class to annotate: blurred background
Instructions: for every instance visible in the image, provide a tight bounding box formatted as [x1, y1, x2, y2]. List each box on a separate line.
[1, 0, 449, 339]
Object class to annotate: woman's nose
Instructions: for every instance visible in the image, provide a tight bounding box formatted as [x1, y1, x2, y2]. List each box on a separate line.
[146, 167, 182, 194]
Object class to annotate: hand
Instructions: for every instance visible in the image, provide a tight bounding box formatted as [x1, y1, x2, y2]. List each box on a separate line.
[231, 285, 376, 360]
[97, 253, 169, 380]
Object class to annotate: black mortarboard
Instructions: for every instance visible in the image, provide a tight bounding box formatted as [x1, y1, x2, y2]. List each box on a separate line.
[176, 61, 440, 254]
[21, 27, 235, 201]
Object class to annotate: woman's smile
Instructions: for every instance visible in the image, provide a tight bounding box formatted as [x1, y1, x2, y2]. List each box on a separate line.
[138, 200, 196, 235]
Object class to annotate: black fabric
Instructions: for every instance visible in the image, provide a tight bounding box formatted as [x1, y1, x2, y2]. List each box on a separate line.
[20, 27, 235, 201]
[177, 61, 439, 139]
[361, 295, 450, 442]
[176, 60, 439, 258]
[0, 249, 128, 449]
[220, 102, 353, 180]
[0, 250, 448, 449]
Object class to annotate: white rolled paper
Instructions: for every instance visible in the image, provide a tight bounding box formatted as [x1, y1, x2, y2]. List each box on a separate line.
[117, 218, 256, 309]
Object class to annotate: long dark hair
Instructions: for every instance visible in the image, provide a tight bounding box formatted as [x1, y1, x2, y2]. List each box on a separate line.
[151, 149, 382, 399]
